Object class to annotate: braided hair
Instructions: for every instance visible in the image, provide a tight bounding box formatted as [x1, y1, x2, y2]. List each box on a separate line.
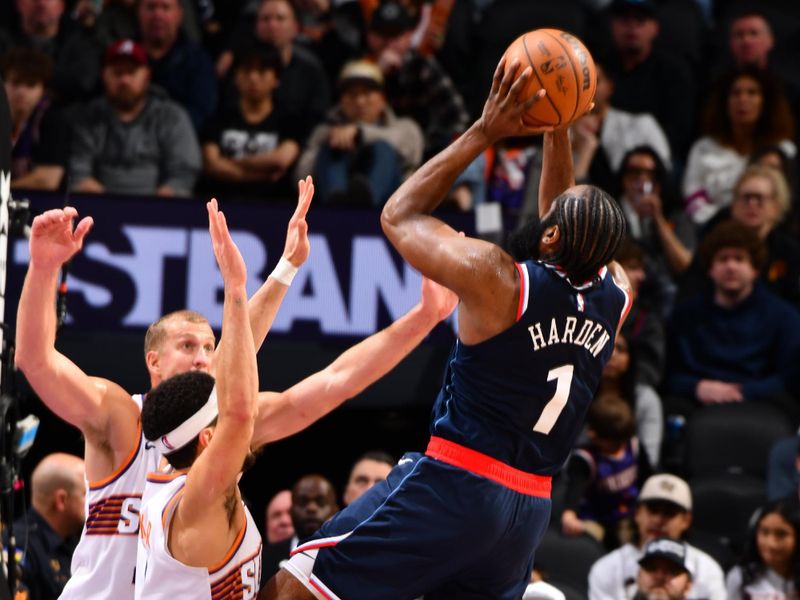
[510, 185, 627, 286]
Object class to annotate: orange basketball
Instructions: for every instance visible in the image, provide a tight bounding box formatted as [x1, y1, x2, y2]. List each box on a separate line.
[501, 28, 597, 128]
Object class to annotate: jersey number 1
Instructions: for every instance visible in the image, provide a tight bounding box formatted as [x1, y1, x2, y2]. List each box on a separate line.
[532, 364, 574, 434]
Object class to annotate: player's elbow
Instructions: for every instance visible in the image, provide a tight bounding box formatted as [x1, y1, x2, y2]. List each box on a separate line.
[14, 342, 45, 375]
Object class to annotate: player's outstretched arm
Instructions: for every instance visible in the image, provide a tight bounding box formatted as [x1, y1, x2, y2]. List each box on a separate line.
[246, 176, 314, 351]
[15, 208, 136, 445]
[182, 199, 258, 511]
[539, 129, 575, 219]
[250, 277, 458, 449]
[381, 59, 549, 308]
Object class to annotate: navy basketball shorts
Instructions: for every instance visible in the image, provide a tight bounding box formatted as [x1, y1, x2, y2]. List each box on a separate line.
[284, 440, 552, 600]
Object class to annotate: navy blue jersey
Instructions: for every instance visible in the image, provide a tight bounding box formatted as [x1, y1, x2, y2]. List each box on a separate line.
[430, 261, 631, 476]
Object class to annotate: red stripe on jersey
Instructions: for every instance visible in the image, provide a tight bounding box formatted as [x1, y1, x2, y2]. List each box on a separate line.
[514, 262, 526, 321]
[426, 436, 551, 497]
[309, 578, 336, 600]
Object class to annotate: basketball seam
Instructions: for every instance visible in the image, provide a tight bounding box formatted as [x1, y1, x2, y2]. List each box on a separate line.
[521, 34, 561, 125]
[542, 30, 581, 124]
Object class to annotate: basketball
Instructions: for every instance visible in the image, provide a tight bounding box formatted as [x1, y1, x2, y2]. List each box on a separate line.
[501, 29, 597, 128]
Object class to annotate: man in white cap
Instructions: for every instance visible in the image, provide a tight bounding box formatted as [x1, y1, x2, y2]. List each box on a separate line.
[588, 474, 725, 600]
[633, 537, 694, 600]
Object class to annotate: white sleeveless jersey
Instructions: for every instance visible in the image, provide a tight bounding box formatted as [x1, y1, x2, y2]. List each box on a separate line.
[136, 472, 262, 600]
[60, 394, 161, 600]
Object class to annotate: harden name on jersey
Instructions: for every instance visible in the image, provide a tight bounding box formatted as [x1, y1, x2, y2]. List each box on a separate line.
[527, 315, 611, 357]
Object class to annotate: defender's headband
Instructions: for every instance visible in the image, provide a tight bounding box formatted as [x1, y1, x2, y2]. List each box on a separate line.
[153, 386, 218, 455]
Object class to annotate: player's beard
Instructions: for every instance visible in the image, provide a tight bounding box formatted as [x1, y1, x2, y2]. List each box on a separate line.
[507, 214, 557, 262]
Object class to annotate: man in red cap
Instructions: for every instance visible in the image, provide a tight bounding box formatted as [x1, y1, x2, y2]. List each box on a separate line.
[68, 38, 201, 197]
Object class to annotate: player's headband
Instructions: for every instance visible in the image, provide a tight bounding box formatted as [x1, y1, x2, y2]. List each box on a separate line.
[153, 386, 219, 455]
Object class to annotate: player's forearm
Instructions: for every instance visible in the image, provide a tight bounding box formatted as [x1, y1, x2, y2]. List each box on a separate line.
[15, 263, 61, 372]
[217, 284, 258, 424]
[317, 301, 440, 397]
[382, 121, 488, 232]
[247, 277, 288, 351]
[250, 301, 442, 448]
[539, 129, 574, 218]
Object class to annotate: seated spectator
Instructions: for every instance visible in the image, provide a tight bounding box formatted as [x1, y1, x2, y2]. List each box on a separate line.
[728, 165, 800, 305]
[595, 332, 662, 468]
[0, 0, 100, 105]
[365, 0, 470, 159]
[766, 436, 800, 502]
[2, 47, 67, 191]
[615, 239, 666, 390]
[264, 489, 294, 545]
[665, 220, 800, 423]
[726, 499, 800, 600]
[561, 394, 652, 549]
[69, 39, 201, 196]
[7, 454, 85, 600]
[342, 450, 394, 506]
[635, 538, 695, 600]
[615, 146, 693, 315]
[137, 0, 217, 130]
[588, 474, 726, 600]
[261, 474, 338, 584]
[571, 60, 671, 194]
[718, 9, 800, 123]
[219, 0, 332, 142]
[295, 60, 423, 207]
[603, 0, 697, 160]
[683, 67, 795, 225]
[201, 44, 300, 202]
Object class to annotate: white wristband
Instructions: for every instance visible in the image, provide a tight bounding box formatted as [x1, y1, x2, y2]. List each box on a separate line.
[270, 256, 298, 286]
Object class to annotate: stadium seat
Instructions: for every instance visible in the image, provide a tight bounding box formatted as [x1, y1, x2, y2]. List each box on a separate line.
[534, 529, 605, 599]
[684, 403, 793, 479]
[690, 474, 766, 559]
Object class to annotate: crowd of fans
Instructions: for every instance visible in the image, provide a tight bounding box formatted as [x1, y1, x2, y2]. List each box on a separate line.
[5, 0, 800, 598]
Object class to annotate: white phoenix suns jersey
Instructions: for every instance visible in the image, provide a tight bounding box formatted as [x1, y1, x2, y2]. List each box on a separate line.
[60, 394, 161, 599]
[135, 472, 263, 600]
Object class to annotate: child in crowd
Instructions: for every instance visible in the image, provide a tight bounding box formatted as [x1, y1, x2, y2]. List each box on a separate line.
[561, 394, 653, 549]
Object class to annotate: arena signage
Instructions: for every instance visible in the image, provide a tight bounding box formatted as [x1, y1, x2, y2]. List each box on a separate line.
[8, 193, 472, 340]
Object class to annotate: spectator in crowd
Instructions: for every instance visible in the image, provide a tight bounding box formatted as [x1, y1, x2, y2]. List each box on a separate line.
[219, 0, 331, 142]
[0, 0, 100, 105]
[69, 39, 201, 197]
[261, 474, 338, 583]
[683, 67, 795, 225]
[342, 450, 394, 506]
[728, 165, 800, 305]
[665, 221, 800, 424]
[652, 165, 800, 307]
[588, 473, 726, 600]
[365, 0, 470, 159]
[264, 490, 294, 545]
[295, 59, 423, 207]
[137, 0, 218, 130]
[561, 394, 652, 549]
[604, 0, 696, 160]
[615, 239, 666, 391]
[594, 332, 662, 468]
[726, 499, 800, 600]
[614, 146, 694, 315]
[571, 61, 671, 194]
[721, 9, 800, 118]
[749, 144, 800, 237]
[634, 538, 695, 600]
[11, 453, 85, 600]
[201, 44, 300, 202]
[2, 47, 67, 191]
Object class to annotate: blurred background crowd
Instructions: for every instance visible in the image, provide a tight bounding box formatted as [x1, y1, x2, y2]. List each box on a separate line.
[4, 0, 800, 598]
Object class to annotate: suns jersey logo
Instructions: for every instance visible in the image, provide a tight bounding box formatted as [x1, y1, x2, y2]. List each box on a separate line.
[86, 495, 142, 535]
